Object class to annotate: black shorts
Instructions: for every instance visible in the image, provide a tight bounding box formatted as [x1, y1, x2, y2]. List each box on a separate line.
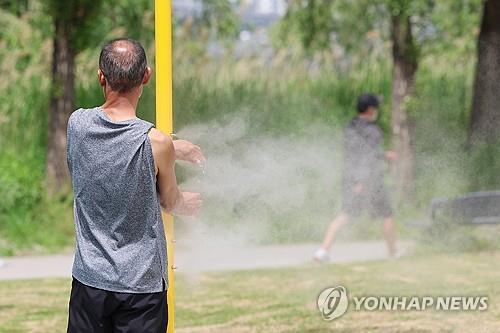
[341, 183, 393, 219]
[67, 277, 168, 333]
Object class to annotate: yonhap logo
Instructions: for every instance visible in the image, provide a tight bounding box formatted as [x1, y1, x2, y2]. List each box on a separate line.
[316, 285, 489, 321]
[317, 286, 349, 321]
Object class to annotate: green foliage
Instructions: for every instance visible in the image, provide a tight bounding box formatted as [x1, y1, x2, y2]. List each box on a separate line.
[0, 8, 70, 254]
[424, 0, 482, 58]
[171, 0, 240, 47]
[201, 0, 240, 40]
[41, 0, 156, 53]
[277, 0, 480, 61]
[0, 150, 74, 255]
[387, 0, 432, 16]
[102, 0, 155, 44]
[0, 0, 28, 16]
[0, 151, 43, 219]
[278, 0, 335, 51]
[42, 0, 105, 52]
[171, 49, 392, 134]
[412, 63, 473, 203]
[277, 0, 386, 53]
[468, 143, 500, 191]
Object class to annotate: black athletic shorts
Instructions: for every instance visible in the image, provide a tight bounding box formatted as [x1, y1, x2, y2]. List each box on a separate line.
[341, 182, 393, 219]
[67, 277, 168, 333]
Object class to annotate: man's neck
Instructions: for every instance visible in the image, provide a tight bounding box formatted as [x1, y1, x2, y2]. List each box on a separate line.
[101, 91, 140, 121]
[359, 113, 373, 122]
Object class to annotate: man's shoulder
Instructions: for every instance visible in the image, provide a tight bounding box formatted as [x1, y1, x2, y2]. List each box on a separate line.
[345, 117, 360, 132]
[69, 108, 83, 121]
[135, 115, 155, 128]
[148, 127, 170, 143]
[69, 107, 96, 124]
[147, 128, 175, 167]
[67, 108, 85, 131]
[346, 116, 380, 130]
[148, 128, 174, 154]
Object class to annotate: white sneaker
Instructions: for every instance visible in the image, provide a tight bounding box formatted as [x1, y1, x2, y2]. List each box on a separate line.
[313, 248, 329, 262]
[389, 248, 404, 259]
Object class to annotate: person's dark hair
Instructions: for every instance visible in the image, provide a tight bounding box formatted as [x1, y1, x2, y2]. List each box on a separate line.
[356, 93, 380, 113]
[99, 38, 147, 93]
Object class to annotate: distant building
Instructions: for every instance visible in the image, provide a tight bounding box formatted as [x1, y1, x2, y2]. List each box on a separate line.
[240, 0, 287, 28]
[236, 0, 287, 57]
[173, 0, 289, 58]
[173, 0, 287, 28]
[172, 0, 202, 20]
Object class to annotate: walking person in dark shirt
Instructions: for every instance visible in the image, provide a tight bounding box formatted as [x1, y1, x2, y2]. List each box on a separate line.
[314, 93, 397, 261]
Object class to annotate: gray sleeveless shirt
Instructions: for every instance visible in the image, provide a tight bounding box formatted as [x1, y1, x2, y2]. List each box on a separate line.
[66, 106, 168, 293]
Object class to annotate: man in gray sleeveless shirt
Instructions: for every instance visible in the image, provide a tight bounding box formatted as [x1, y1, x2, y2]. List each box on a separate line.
[66, 38, 203, 332]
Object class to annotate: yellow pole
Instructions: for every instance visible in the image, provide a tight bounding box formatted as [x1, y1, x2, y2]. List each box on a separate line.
[155, 1, 175, 332]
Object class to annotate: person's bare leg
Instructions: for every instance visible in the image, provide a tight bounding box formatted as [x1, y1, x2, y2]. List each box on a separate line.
[383, 216, 397, 256]
[321, 212, 349, 251]
[313, 212, 350, 261]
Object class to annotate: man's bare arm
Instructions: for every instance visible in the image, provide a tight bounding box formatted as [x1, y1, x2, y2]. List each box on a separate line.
[172, 139, 205, 165]
[148, 128, 201, 215]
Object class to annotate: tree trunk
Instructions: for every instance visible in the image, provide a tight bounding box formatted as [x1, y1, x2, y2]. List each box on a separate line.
[390, 12, 417, 202]
[46, 17, 75, 195]
[469, 0, 500, 145]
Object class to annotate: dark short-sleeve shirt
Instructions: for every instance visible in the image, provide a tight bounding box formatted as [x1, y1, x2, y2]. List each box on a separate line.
[342, 116, 385, 190]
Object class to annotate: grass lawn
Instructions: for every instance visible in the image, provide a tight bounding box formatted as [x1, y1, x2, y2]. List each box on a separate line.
[0, 252, 499, 333]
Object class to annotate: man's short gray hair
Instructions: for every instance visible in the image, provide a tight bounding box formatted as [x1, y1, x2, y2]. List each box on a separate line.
[99, 38, 147, 93]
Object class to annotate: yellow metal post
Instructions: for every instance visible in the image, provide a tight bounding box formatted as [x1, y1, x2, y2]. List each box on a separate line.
[155, 1, 175, 332]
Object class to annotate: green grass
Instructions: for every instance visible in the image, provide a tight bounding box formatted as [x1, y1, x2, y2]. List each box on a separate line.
[1, 252, 499, 332]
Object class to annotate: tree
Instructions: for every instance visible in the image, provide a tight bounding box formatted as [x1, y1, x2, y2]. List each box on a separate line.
[387, 0, 418, 201]
[469, 0, 500, 145]
[43, 0, 105, 194]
